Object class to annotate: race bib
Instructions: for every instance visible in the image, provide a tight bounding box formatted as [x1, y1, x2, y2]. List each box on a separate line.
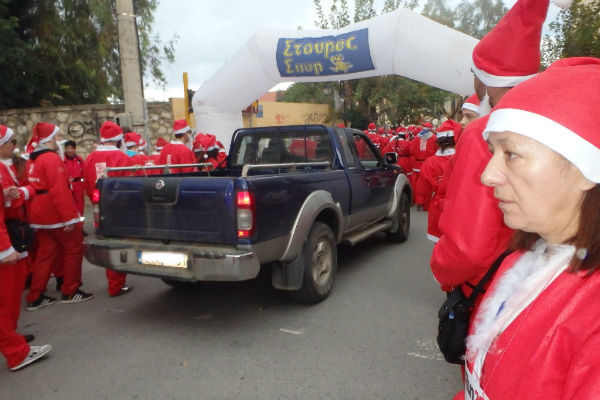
[420, 140, 427, 151]
[95, 162, 107, 181]
[465, 368, 489, 400]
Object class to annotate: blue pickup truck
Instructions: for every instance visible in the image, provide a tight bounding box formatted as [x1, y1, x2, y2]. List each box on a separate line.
[85, 125, 411, 303]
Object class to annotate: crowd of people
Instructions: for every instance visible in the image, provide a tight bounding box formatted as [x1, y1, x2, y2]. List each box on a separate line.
[0, 118, 226, 371]
[2, 0, 600, 395]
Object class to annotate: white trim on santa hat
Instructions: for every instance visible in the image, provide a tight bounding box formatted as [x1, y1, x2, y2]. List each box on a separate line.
[472, 61, 539, 88]
[174, 125, 191, 135]
[100, 133, 123, 143]
[462, 102, 480, 114]
[436, 130, 454, 138]
[484, 108, 600, 183]
[124, 140, 137, 147]
[39, 125, 60, 144]
[0, 127, 14, 146]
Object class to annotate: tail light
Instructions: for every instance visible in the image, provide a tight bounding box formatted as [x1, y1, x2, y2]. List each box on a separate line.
[236, 190, 254, 238]
[92, 189, 100, 228]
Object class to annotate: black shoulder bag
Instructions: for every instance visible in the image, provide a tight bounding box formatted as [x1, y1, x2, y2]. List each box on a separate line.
[437, 250, 512, 364]
[5, 219, 34, 253]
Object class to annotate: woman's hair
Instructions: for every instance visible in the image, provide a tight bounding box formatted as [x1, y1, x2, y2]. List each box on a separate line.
[511, 184, 600, 273]
[436, 136, 455, 151]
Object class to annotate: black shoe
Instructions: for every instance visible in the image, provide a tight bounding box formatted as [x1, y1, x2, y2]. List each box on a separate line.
[23, 334, 35, 343]
[26, 294, 57, 311]
[61, 289, 94, 304]
[55, 276, 63, 292]
[110, 284, 133, 297]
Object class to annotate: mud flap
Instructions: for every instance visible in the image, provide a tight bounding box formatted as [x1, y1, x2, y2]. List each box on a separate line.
[271, 255, 305, 291]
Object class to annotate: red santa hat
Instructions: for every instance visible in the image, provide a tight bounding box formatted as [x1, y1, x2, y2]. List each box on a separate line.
[155, 137, 168, 151]
[377, 127, 385, 135]
[100, 121, 123, 143]
[192, 133, 207, 153]
[462, 94, 480, 114]
[337, 123, 345, 128]
[124, 132, 139, 148]
[173, 119, 191, 136]
[396, 126, 407, 134]
[368, 122, 376, 131]
[33, 122, 60, 145]
[483, 57, 600, 183]
[0, 124, 14, 146]
[422, 121, 434, 129]
[471, 0, 573, 88]
[201, 134, 219, 152]
[436, 120, 462, 138]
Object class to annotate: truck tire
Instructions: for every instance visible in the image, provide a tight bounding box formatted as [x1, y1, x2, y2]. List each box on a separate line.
[290, 222, 337, 304]
[386, 191, 410, 243]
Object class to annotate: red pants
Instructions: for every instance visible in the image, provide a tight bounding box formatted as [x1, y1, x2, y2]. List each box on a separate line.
[26, 224, 83, 302]
[0, 258, 29, 369]
[71, 181, 85, 216]
[106, 269, 127, 296]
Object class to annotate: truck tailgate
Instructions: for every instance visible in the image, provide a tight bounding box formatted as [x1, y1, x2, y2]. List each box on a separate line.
[96, 176, 237, 244]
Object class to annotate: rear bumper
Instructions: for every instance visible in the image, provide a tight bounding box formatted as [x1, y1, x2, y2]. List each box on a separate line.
[84, 238, 260, 282]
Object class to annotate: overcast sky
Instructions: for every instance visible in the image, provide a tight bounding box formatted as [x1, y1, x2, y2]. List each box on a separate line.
[144, 0, 560, 101]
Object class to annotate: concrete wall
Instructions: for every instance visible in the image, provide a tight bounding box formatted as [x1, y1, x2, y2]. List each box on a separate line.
[0, 102, 173, 157]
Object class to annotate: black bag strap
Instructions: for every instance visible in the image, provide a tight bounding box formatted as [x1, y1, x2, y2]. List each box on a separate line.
[465, 250, 513, 306]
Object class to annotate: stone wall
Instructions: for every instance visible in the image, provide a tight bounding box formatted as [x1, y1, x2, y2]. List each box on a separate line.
[0, 102, 173, 157]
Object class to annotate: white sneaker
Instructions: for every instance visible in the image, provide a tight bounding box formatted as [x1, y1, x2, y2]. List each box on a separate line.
[10, 344, 52, 371]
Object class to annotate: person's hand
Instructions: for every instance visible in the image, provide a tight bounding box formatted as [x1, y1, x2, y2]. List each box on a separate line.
[0, 251, 18, 264]
[64, 224, 74, 233]
[3, 186, 19, 200]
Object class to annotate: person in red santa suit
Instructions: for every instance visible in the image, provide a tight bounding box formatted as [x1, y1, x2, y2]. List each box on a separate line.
[0, 156, 52, 370]
[84, 121, 134, 297]
[458, 94, 480, 134]
[366, 122, 381, 150]
[159, 119, 196, 173]
[414, 120, 460, 241]
[408, 121, 438, 196]
[430, 0, 571, 294]
[376, 126, 391, 152]
[215, 140, 227, 167]
[382, 127, 412, 176]
[62, 140, 85, 216]
[24, 122, 93, 310]
[455, 56, 600, 400]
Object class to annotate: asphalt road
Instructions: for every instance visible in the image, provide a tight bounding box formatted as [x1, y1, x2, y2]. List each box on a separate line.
[1, 208, 462, 399]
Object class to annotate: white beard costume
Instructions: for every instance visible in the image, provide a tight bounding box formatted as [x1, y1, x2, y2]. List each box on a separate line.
[478, 93, 493, 117]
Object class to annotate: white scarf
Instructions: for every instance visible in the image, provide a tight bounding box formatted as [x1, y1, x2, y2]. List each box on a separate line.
[467, 240, 574, 376]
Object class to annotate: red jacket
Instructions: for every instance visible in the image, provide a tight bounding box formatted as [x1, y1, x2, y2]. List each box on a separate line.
[26, 149, 82, 229]
[0, 161, 27, 221]
[84, 146, 134, 201]
[409, 132, 438, 173]
[0, 182, 14, 258]
[159, 142, 196, 173]
[455, 252, 600, 400]
[415, 149, 454, 239]
[430, 117, 513, 292]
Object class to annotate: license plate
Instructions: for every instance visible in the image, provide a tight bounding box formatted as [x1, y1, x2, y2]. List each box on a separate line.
[138, 251, 188, 268]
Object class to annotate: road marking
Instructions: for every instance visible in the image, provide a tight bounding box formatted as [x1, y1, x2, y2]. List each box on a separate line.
[279, 328, 303, 336]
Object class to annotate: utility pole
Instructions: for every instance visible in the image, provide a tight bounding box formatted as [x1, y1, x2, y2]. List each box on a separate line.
[115, 0, 148, 141]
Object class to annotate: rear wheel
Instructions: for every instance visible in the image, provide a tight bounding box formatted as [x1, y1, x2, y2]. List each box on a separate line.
[386, 191, 410, 243]
[290, 222, 337, 304]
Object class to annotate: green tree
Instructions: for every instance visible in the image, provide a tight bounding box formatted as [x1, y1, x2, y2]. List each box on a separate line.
[422, 0, 456, 28]
[354, 0, 376, 22]
[0, 0, 175, 109]
[454, 0, 507, 39]
[543, 0, 600, 67]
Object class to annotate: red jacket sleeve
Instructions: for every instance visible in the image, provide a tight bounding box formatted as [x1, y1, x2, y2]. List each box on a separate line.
[0, 185, 14, 257]
[430, 117, 513, 290]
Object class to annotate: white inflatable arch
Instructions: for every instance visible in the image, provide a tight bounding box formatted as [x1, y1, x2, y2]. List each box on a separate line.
[192, 8, 478, 150]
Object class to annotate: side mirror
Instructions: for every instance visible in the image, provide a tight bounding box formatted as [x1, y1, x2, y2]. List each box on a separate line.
[384, 152, 397, 165]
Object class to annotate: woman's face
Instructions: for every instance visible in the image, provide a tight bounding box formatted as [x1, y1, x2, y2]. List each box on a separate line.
[482, 131, 594, 244]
